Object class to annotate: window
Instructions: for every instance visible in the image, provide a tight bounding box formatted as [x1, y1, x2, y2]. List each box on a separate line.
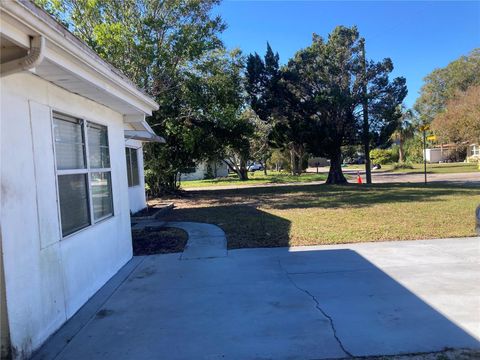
[473, 145, 479, 156]
[53, 113, 113, 237]
[125, 147, 140, 187]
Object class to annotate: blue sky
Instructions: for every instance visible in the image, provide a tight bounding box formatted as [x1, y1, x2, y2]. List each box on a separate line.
[215, 1, 480, 108]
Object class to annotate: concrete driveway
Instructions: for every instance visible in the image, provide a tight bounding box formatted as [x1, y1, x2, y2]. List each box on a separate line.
[35, 238, 480, 360]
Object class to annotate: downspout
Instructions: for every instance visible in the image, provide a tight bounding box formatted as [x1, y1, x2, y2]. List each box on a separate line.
[0, 35, 45, 77]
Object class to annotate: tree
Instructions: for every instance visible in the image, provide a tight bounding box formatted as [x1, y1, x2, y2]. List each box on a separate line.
[415, 49, 480, 124]
[284, 27, 405, 184]
[146, 49, 251, 189]
[390, 106, 415, 163]
[246, 44, 310, 175]
[38, 0, 258, 193]
[248, 110, 273, 175]
[431, 85, 480, 145]
[359, 38, 407, 183]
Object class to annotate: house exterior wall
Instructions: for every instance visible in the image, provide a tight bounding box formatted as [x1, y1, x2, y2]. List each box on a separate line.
[0, 232, 10, 359]
[180, 161, 228, 181]
[426, 148, 446, 163]
[125, 139, 147, 213]
[215, 162, 229, 178]
[467, 144, 479, 161]
[0, 72, 133, 358]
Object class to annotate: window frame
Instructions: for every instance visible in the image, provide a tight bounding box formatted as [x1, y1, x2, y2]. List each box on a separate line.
[472, 145, 479, 156]
[52, 111, 114, 239]
[126, 146, 141, 188]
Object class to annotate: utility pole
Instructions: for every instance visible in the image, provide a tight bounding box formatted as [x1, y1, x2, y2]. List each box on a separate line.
[360, 38, 372, 184]
[419, 124, 430, 184]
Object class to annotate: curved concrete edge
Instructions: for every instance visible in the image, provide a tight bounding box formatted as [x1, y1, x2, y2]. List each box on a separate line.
[165, 221, 228, 260]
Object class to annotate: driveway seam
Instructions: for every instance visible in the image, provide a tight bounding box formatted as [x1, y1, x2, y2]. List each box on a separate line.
[278, 259, 354, 358]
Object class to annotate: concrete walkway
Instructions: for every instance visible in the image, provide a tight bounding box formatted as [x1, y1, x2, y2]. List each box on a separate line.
[132, 221, 227, 260]
[34, 237, 480, 360]
[168, 221, 227, 260]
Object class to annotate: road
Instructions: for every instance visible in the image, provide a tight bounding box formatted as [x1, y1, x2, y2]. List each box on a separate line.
[183, 170, 478, 191]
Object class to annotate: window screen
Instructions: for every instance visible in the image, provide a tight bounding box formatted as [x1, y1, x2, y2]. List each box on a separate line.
[91, 172, 113, 220]
[53, 117, 86, 170]
[53, 113, 114, 237]
[126, 147, 140, 187]
[58, 174, 90, 236]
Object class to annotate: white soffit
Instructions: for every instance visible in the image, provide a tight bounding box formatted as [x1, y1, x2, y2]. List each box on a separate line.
[34, 59, 142, 114]
[1, 0, 159, 116]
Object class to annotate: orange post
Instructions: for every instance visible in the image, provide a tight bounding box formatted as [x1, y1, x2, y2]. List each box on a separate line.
[357, 171, 363, 184]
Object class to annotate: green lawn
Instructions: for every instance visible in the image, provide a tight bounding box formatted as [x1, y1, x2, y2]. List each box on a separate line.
[181, 171, 328, 188]
[161, 182, 479, 249]
[344, 162, 479, 174]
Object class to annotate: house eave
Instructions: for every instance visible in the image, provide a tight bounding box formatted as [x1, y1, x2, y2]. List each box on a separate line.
[0, 0, 159, 116]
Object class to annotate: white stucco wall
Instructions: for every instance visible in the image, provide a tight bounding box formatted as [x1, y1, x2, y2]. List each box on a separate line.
[125, 139, 147, 214]
[0, 231, 10, 359]
[0, 72, 133, 358]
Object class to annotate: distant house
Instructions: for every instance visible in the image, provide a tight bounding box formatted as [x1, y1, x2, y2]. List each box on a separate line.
[0, 1, 161, 358]
[466, 143, 479, 162]
[426, 143, 478, 163]
[425, 148, 449, 163]
[181, 161, 229, 181]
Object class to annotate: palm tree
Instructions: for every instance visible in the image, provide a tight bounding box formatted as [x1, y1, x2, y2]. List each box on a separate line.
[391, 106, 415, 163]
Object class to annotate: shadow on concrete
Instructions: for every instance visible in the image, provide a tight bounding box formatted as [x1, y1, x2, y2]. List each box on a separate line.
[32, 242, 479, 359]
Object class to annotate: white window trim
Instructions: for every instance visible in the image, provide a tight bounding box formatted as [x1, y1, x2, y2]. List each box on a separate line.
[51, 110, 115, 239]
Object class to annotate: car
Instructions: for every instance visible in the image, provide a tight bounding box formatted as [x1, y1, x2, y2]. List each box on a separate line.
[247, 163, 263, 172]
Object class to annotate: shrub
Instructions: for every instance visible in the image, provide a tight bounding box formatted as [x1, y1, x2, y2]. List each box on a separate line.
[467, 155, 480, 164]
[370, 148, 398, 165]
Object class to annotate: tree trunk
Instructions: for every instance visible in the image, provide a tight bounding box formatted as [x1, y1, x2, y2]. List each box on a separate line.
[326, 151, 348, 184]
[223, 159, 249, 181]
[398, 139, 404, 163]
[290, 148, 296, 175]
[237, 158, 249, 181]
[290, 144, 302, 175]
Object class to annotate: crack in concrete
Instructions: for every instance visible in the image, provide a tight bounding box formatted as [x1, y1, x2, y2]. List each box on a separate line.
[278, 259, 354, 358]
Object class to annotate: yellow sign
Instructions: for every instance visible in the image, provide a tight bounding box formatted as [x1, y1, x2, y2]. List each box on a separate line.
[427, 135, 437, 141]
[419, 124, 430, 132]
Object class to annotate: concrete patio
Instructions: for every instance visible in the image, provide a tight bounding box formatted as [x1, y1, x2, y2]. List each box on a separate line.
[34, 237, 480, 360]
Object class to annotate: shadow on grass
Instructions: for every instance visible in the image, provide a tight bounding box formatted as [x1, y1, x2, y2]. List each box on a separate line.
[164, 205, 292, 249]
[184, 182, 478, 211]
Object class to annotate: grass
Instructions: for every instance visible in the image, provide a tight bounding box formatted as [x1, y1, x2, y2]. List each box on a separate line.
[344, 162, 479, 174]
[180, 171, 328, 188]
[159, 182, 480, 249]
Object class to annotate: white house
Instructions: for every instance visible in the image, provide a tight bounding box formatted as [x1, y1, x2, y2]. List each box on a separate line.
[466, 143, 479, 162]
[0, 1, 161, 358]
[425, 148, 447, 163]
[180, 160, 229, 181]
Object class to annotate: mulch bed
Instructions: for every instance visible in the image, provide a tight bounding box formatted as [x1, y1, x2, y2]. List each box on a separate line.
[132, 227, 188, 255]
